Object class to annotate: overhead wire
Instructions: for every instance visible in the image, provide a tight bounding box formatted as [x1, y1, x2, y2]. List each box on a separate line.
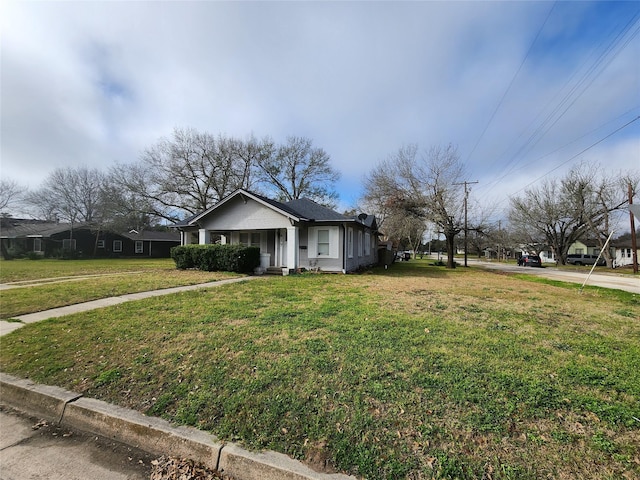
[482, 115, 640, 224]
[464, 2, 557, 166]
[479, 9, 640, 196]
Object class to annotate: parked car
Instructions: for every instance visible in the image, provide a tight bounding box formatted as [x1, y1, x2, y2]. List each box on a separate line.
[566, 254, 605, 266]
[518, 255, 542, 267]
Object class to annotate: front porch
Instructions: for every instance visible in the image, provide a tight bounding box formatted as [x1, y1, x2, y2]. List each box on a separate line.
[181, 227, 300, 273]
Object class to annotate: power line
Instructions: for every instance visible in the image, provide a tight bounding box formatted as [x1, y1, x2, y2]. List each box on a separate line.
[465, 2, 557, 165]
[477, 8, 640, 193]
[483, 115, 640, 222]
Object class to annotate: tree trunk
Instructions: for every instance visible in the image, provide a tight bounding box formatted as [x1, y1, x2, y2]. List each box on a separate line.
[445, 232, 456, 269]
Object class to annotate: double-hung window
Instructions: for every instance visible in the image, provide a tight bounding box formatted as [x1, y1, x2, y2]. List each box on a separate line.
[135, 241, 144, 254]
[308, 226, 338, 258]
[317, 229, 330, 256]
[113, 240, 122, 253]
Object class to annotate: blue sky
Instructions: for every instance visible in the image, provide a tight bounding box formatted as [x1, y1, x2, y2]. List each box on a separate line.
[1, 1, 638, 224]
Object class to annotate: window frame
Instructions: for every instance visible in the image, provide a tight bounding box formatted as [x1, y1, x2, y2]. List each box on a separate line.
[308, 226, 339, 259]
[113, 240, 123, 253]
[135, 240, 144, 254]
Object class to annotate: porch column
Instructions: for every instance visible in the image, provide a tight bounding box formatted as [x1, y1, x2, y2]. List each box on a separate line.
[286, 226, 298, 272]
[199, 229, 210, 244]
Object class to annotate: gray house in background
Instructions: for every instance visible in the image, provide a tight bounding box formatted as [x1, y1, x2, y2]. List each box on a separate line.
[171, 189, 379, 274]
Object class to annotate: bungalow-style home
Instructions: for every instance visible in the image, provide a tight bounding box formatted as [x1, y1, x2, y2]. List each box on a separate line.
[0, 218, 179, 258]
[171, 189, 379, 274]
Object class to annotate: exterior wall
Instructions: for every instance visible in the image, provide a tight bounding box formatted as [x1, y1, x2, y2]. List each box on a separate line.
[301, 224, 344, 272]
[568, 241, 601, 256]
[200, 196, 291, 231]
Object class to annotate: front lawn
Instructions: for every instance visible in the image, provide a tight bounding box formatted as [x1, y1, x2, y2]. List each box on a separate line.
[1, 261, 638, 479]
[0, 258, 240, 318]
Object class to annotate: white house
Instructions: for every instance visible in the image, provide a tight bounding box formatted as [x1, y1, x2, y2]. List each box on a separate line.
[171, 189, 379, 274]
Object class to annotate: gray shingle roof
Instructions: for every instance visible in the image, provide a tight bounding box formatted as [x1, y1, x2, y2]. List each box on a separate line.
[283, 198, 348, 221]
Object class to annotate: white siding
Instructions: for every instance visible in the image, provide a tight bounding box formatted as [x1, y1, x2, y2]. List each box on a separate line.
[201, 196, 292, 230]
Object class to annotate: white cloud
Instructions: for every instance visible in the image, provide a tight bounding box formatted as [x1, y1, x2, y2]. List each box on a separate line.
[1, 0, 638, 216]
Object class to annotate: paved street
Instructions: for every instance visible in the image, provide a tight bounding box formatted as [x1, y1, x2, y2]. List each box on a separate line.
[0, 406, 154, 480]
[469, 259, 640, 294]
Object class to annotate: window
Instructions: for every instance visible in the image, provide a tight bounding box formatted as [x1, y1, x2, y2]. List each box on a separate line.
[317, 229, 330, 255]
[308, 226, 339, 258]
[239, 232, 261, 249]
[628, 248, 632, 258]
[33, 238, 42, 252]
[575, 248, 584, 254]
[97, 240, 105, 249]
[347, 228, 354, 258]
[364, 233, 371, 256]
[113, 240, 122, 252]
[358, 231, 363, 257]
[135, 241, 143, 254]
[62, 238, 76, 250]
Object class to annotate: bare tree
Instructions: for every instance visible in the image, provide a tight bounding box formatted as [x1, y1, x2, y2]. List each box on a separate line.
[255, 136, 340, 208]
[0, 178, 26, 215]
[508, 163, 638, 265]
[25, 167, 104, 224]
[362, 144, 465, 268]
[114, 128, 272, 222]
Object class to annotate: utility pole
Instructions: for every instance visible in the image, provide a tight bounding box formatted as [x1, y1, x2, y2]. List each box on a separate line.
[630, 183, 638, 274]
[454, 180, 479, 267]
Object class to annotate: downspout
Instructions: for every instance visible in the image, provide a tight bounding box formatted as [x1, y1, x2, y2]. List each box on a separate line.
[342, 223, 347, 274]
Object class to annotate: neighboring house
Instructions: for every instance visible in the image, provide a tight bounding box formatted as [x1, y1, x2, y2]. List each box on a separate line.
[567, 239, 602, 256]
[611, 239, 638, 268]
[171, 189, 379, 274]
[0, 218, 179, 258]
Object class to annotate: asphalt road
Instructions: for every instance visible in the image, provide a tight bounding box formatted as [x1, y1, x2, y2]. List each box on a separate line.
[0, 406, 154, 480]
[469, 259, 640, 294]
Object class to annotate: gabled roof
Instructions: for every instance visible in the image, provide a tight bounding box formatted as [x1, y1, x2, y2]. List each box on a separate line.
[176, 189, 304, 227]
[171, 189, 377, 230]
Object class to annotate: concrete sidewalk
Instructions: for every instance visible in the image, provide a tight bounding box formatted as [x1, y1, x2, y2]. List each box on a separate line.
[0, 373, 354, 480]
[0, 276, 261, 336]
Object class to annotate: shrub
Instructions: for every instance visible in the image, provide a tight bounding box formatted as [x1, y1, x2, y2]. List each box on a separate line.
[171, 244, 260, 273]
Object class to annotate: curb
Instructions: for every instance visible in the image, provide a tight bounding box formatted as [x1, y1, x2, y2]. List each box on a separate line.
[0, 373, 355, 480]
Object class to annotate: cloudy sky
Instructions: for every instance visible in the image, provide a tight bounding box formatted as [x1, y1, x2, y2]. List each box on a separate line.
[2, 0, 639, 223]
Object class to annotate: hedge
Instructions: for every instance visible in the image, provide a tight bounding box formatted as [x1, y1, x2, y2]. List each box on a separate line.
[170, 244, 260, 273]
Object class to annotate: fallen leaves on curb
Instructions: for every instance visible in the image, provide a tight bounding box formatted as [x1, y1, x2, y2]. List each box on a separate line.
[149, 456, 232, 480]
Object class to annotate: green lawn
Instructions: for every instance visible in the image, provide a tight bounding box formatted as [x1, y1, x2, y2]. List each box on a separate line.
[1, 260, 638, 479]
[0, 258, 241, 318]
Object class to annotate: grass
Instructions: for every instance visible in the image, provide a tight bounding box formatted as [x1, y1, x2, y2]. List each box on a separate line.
[0, 258, 241, 318]
[1, 260, 639, 479]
